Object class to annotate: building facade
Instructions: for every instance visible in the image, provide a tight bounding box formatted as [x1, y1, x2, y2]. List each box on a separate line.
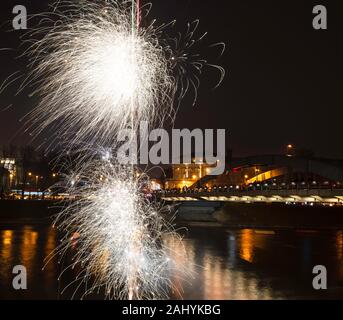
[165, 158, 218, 189]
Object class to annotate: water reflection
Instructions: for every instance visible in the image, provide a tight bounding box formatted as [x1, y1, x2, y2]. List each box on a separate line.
[336, 231, 343, 260]
[169, 227, 343, 299]
[2, 230, 13, 245]
[0, 224, 343, 299]
[0, 225, 58, 299]
[20, 226, 38, 272]
[240, 229, 254, 263]
[1, 230, 14, 269]
[170, 229, 276, 299]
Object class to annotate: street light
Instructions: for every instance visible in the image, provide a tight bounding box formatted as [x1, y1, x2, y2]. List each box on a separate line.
[35, 175, 39, 191]
[9, 174, 14, 188]
[286, 144, 294, 157]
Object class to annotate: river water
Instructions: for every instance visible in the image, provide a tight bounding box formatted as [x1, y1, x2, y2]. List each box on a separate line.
[0, 222, 343, 299]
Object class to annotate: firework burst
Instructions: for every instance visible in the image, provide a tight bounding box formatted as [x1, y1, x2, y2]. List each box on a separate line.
[166, 19, 225, 106]
[2, 0, 224, 300]
[48, 160, 184, 300]
[11, 0, 225, 149]
[21, 0, 173, 147]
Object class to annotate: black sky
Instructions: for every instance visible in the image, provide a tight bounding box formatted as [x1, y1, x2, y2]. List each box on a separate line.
[0, 0, 342, 158]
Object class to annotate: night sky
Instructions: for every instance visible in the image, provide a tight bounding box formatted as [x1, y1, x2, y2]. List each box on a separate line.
[0, 0, 342, 158]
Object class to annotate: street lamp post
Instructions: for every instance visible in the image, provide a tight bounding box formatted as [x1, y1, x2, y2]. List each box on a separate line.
[9, 174, 13, 189]
[286, 144, 294, 157]
[35, 175, 39, 193]
[27, 172, 33, 199]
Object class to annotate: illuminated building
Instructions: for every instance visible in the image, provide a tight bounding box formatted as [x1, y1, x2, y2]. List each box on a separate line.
[0, 158, 18, 190]
[149, 179, 162, 191]
[165, 158, 218, 189]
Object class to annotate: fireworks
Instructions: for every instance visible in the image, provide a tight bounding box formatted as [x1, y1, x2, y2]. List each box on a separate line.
[17, 0, 225, 148]
[166, 20, 225, 106]
[23, 0, 173, 147]
[3, 0, 224, 300]
[49, 161, 180, 300]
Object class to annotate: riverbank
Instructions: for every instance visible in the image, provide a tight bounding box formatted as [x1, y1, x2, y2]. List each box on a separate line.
[2, 199, 343, 229]
[174, 201, 343, 229]
[0, 200, 59, 224]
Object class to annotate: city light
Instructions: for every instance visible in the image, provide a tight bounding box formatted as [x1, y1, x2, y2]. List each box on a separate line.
[286, 144, 294, 157]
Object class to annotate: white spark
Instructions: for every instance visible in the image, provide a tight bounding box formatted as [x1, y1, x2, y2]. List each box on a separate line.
[23, 0, 173, 147]
[3, 0, 224, 300]
[48, 161, 185, 300]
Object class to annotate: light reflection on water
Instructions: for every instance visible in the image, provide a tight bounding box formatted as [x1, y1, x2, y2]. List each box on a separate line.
[0, 224, 343, 299]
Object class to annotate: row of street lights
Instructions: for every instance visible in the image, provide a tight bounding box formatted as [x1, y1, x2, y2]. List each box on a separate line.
[26, 172, 59, 190]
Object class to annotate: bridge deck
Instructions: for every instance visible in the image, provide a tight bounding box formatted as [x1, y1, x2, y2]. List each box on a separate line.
[161, 189, 343, 205]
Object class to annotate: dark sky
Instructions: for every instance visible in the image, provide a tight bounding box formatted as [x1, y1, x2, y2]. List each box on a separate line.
[0, 0, 342, 158]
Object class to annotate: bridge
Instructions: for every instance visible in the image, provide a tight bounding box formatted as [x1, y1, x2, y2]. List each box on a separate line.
[230, 154, 343, 182]
[171, 153, 343, 191]
[159, 188, 343, 206]
[160, 152, 343, 208]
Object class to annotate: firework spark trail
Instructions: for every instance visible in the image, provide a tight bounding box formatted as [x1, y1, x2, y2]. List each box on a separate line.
[21, 0, 174, 148]
[1, 0, 224, 300]
[166, 19, 226, 107]
[9, 0, 225, 150]
[47, 160, 186, 300]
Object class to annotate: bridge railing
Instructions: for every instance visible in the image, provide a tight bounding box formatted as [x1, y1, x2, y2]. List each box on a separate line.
[154, 183, 343, 201]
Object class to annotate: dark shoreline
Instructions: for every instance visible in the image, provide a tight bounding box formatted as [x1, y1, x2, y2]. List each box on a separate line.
[0, 200, 59, 225]
[2, 199, 343, 230]
[174, 201, 343, 230]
